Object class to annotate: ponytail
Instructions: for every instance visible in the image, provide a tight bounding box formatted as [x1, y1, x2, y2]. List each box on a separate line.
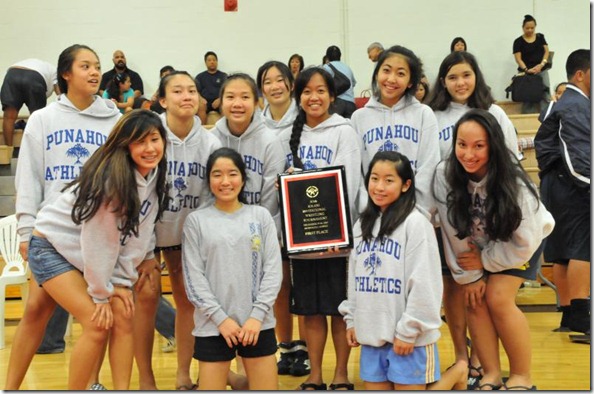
[290, 108, 306, 169]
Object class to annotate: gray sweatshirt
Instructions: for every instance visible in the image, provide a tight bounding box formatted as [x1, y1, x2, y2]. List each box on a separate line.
[338, 209, 443, 347]
[155, 113, 221, 247]
[260, 99, 299, 166]
[182, 204, 282, 337]
[16, 94, 121, 242]
[34, 169, 160, 303]
[433, 161, 555, 284]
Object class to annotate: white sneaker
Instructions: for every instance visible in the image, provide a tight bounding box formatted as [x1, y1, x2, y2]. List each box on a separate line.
[162, 337, 176, 353]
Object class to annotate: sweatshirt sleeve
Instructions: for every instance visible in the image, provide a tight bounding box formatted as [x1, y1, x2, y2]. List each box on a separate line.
[480, 188, 555, 273]
[333, 126, 362, 221]
[338, 244, 358, 329]
[433, 163, 484, 284]
[414, 107, 440, 217]
[80, 202, 121, 303]
[250, 212, 283, 322]
[182, 214, 229, 327]
[491, 105, 520, 159]
[15, 115, 46, 242]
[261, 137, 286, 238]
[394, 216, 443, 344]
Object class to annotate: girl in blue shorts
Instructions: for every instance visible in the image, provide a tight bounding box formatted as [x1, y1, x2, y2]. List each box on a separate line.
[339, 151, 467, 390]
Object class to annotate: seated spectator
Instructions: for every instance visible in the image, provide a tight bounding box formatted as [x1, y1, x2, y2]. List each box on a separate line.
[288, 53, 304, 80]
[195, 51, 228, 114]
[450, 37, 467, 52]
[553, 81, 568, 101]
[367, 42, 384, 62]
[99, 50, 144, 99]
[102, 72, 134, 114]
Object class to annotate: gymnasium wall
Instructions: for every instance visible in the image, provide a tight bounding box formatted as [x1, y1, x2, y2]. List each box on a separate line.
[0, 0, 590, 113]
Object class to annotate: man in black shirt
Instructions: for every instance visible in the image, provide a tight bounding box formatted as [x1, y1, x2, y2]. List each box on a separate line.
[195, 51, 227, 113]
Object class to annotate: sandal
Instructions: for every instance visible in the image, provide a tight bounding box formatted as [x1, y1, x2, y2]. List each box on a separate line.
[468, 364, 484, 390]
[176, 384, 198, 390]
[329, 383, 354, 390]
[477, 382, 502, 390]
[503, 383, 537, 390]
[298, 382, 327, 390]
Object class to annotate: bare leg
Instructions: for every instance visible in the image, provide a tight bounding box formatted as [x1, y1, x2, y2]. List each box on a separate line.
[567, 260, 590, 299]
[486, 275, 532, 389]
[42, 271, 110, 390]
[197, 360, 231, 391]
[2, 107, 17, 146]
[466, 299, 502, 389]
[164, 249, 197, 389]
[553, 264, 570, 305]
[428, 359, 468, 390]
[134, 269, 161, 390]
[86, 344, 107, 389]
[330, 315, 352, 386]
[300, 315, 327, 387]
[5, 279, 57, 389]
[109, 296, 135, 390]
[243, 355, 278, 390]
[365, 381, 393, 390]
[274, 260, 293, 343]
[442, 277, 470, 363]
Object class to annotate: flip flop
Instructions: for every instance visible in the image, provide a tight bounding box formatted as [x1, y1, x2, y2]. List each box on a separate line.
[176, 383, 198, 390]
[503, 383, 537, 390]
[477, 382, 502, 390]
[298, 382, 327, 390]
[329, 383, 355, 390]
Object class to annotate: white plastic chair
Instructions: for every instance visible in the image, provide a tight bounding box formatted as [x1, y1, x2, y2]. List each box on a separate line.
[0, 215, 29, 349]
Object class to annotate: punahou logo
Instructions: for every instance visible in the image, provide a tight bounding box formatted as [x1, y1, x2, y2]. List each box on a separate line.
[65, 143, 90, 165]
[378, 140, 399, 152]
[363, 252, 382, 276]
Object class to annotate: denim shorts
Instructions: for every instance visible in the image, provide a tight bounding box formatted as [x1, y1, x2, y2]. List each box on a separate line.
[28, 235, 78, 285]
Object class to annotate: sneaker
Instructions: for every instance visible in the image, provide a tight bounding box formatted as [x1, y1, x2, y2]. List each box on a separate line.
[162, 337, 176, 353]
[289, 340, 311, 377]
[35, 347, 65, 354]
[90, 382, 107, 390]
[277, 342, 294, 375]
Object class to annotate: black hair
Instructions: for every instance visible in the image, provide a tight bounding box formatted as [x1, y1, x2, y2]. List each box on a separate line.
[159, 65, 175, 77]
[288, 54, 305, 72]
[523, 14, 537, 27]
[219, 73, 259, 105]
[289, 67, 336, 169]
[106, 71, 130, 101]
[157, 70, 196, 99]
[360, 151, 416, 242]
[442, 109, 538, 241]
[565, 49, 590, 80]
[206, 147, 248, 204]
[450, 37, 467, 52]
[256, 61, 294, 92]
[57, 44, 99, 94]
[326, 45, 342, 62]
[417, 80, 430, 103]
[204, 51, 218, 61]
[427, 51, 495, 111]
[70, 110, 169, 238]
[371, 45, 424, 103]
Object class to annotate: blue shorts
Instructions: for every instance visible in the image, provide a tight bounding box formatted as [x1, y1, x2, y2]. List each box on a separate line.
[28, 235, 77, 285]
[360, 342, 440, 385]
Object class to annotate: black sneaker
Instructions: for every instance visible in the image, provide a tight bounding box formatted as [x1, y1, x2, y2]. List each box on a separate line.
[289, 340, 311, 377]
[277, 342, 294, 375]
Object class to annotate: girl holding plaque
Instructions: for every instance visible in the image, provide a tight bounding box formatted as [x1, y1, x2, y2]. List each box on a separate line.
[283, 66, 361, 391]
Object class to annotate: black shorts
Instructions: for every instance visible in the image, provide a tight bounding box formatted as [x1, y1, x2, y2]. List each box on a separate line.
[540, 168, 590, 264]
[488, 241, 543, 281]
[435, 228, 451, 276]
[290, 256, 347, 316]
[193, 328, 277, 362]
[1, 68, 47, 112]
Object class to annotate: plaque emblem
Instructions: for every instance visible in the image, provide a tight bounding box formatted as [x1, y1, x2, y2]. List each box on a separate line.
[306, 186, 319, 198]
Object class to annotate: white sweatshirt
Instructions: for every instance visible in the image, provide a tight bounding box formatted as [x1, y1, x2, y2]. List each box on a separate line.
[433, 161, 555, 284]
[434, 102, 520, 160]
[351, 96, 440, 217]
[182, 204, 282, 337]
[16, 94, 121, 242]
[155, 113, 221, 247]
[338, 209, 443, 347]
[34, 169, 160, 303]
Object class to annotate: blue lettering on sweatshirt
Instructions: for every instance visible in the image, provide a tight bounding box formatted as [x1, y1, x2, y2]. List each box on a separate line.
[355, 237, 401, 260]
[243, 155, 264, 175]
[354, 276, 401, 294]
[439, 125, 453, 141]
[46, 129, 107, 150]
[120, 198, 152, 245]
[45, 165, 83, 181]
[167, 160, 206, 179]
[243, 191, 261, 205]
[298, 145, 333, 165]
[362, 124, 419, 146]
[165, 195, 201, 212]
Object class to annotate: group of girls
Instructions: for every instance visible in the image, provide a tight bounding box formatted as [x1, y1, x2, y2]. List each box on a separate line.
[5, 41, 555, 392]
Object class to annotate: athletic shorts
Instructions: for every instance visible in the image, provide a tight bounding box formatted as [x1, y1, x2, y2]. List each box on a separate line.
[1, 68, 47, 112]
[289, 256, 347, 316]
[540, 168, 590, 264]
[435, 228, 451, 276]
[193, 328, 277, 362]
[360, 342, 440, 385]
[28, 235, 77, 285]
[487, 241, 543, 281]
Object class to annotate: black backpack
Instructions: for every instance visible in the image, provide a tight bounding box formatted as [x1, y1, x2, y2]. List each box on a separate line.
[327, 63, 351, 95]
